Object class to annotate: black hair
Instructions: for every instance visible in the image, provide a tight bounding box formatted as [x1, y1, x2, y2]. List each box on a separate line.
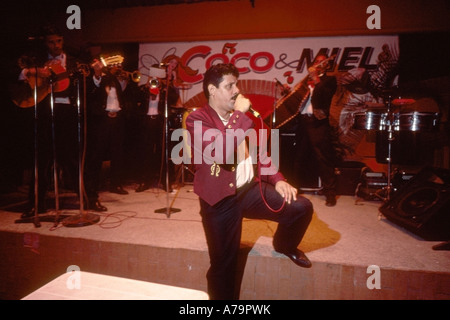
[202, 63, 239, 99]
[40, 24, 63, 37]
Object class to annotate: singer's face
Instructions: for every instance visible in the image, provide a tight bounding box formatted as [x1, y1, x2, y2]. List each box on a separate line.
[210, 74, 240, 115]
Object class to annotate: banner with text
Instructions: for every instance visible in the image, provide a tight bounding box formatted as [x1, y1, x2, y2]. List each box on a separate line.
[138, 35, 398, 104]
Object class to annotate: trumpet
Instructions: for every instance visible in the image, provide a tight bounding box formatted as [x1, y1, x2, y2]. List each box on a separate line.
[148, 78, 160, 88]
[118, 70, 141, 83]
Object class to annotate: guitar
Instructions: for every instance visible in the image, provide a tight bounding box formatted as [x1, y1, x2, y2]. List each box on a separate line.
[99, 55, 124, 68]
[12, 59, 71, 108]
[264, 54, 336, 128]
[90, 54, 125, 76]
[11, 55, 125, 108]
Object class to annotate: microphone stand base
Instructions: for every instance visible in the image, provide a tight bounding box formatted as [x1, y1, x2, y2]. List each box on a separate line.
[15, 213, 73, 225]
[62, 212, 100, 228]
[154, 208, 181, 214]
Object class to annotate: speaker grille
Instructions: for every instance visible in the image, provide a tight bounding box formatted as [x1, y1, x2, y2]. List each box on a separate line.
[379, 166, 450, 241]
[397, 187, 440, 220]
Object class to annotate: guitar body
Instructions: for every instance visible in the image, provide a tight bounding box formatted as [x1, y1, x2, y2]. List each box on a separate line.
[11, 62, 70, 108]
[11, 79, 48, 108]
[264, 78, 310, 129]
[264, 54, 336, 129]
[47, 62, 70, 93]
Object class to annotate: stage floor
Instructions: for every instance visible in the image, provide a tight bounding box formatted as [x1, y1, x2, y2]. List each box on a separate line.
[0, 182, 449, 299]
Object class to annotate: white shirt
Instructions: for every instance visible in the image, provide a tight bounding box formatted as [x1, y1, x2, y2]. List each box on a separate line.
[93, 75, 122, 113]
[105, 86, 121, 112]
[147, 95, 160, 116]
[219, 114, 254, 188]
[301, 85, 315, 115]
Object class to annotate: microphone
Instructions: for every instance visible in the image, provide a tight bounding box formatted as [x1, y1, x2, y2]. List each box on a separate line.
[234, 93, 260, 117]
[27, 36, 44, 41]
[248, 105, 260, 118]
[274, 78, 290, 96]
[274, 78, 284, 88]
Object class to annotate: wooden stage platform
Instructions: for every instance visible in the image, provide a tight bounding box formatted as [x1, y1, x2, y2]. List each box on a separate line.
[0, 183, 449, 300]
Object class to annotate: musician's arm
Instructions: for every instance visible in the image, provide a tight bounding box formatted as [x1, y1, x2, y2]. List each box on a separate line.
[18, 69, 28, 81]
[18, 67, 51, 81]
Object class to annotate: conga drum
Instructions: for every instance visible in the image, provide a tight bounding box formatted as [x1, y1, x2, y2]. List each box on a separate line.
[353, 111, 388, 131]
[397, 112, 440, 132]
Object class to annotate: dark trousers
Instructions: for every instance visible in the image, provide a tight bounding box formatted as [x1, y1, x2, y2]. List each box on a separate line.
[27, 102, 79, 208]
[294, 115, 338, 196]
[84, 112, 125, 201]
[199, 180, 313, 300]
[137, 115, 163, 184]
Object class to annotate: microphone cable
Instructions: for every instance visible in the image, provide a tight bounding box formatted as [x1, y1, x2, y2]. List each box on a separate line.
[252, 111, 286, 213]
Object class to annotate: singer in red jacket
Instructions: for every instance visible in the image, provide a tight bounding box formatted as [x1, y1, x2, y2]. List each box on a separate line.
[185, 63, 313, 300]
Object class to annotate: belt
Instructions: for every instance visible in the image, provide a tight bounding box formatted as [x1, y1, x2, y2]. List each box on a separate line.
[148, 115, 160, 120]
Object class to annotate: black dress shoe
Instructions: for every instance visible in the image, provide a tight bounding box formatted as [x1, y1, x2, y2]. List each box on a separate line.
[21, 207, 47, 219]
[86, 200, 107, 212]
[110, 186, 129, 195]
[135, 183, 150, 193]
[277, 249, 312, 268]
[325, 195, 337, 207]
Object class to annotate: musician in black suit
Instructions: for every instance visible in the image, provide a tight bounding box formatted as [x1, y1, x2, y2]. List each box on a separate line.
[16, 25, 81, 218]
[293, 54, 339, 206]
[82, 59, 133, 212]
[134, 73, 182, 193]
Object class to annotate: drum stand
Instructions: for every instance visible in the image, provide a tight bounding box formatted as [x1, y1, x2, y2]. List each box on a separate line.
[372, 95, 396, 220]
[382, 94, 395, 203]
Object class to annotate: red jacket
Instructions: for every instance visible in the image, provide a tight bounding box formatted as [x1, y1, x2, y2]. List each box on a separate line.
[185, 104, 285, 206]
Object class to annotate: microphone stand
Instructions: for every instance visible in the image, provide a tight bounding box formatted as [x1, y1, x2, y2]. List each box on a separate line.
[49, 75, 62, 220]
[154, 67, 180, 218]
[32, 67, 41, 228]
[271, 79, 279, 130]
[62, 71, 100, 227]
[15, 66, 43, 227]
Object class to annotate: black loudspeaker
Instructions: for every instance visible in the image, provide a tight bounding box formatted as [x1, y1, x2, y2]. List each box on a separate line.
[280, 133, 321, 190]
[379, 166, 450, 241]
[335, 161, 367, 195]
